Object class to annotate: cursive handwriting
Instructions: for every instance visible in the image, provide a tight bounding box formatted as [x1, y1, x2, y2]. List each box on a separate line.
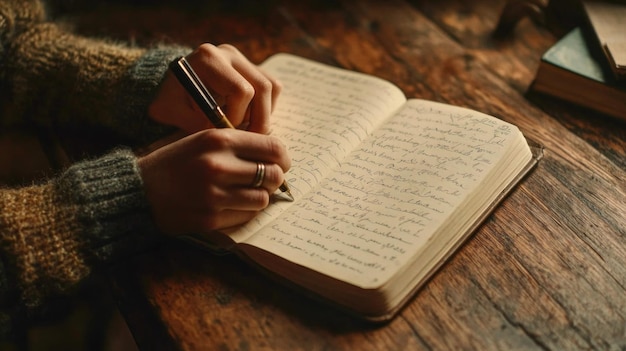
[245, 56, 519, 287]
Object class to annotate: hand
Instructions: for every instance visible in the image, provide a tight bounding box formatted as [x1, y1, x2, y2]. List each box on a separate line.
[137, 128, 291, 235]
[148, 44, 282, 134]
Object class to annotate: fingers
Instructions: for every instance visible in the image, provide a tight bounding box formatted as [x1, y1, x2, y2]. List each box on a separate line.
[188, 128, 290, 199]
[201, 156, 285, 193]
[148, 43, 280, 136]
[138, 128, 291, 235]
[204, 186, 272, 212]
[186, 44, 280, 134]
[194, 128, 291, 173]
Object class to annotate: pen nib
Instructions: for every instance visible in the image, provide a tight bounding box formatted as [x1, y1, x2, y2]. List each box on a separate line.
[278, 182, 295, 202]
[284, 190, 294, 202]
[274, 191, 294, 202]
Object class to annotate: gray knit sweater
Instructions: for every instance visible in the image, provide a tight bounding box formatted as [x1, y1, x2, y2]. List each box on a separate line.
[0, 0, 190, 336]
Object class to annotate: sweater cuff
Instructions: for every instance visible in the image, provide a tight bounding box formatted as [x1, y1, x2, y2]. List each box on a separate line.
[56, 148, 158, 263]
[115, 46, 191, 145]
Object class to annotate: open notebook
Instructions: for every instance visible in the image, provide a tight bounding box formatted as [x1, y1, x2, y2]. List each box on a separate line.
[182, 53, 542, 321]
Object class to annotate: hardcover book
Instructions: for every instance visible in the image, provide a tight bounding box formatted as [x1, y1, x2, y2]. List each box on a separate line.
[531, 27, 626, 121]
[583, 1, 626, 81]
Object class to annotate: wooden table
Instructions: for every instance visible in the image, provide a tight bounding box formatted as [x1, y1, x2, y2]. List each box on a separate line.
[54, 0, 626, 349]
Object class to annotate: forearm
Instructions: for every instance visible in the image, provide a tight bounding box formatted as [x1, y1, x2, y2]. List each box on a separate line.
[1, 0, 190, 144]
[0, 148, 157, 335]
[5, 26, 188, 142]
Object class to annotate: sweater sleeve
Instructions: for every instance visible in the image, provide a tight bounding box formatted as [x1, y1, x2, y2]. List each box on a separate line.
[0, 0, 191, 145]
[0, 148, 157, 335]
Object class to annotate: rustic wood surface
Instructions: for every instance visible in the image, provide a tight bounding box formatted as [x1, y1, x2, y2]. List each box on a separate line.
[50, 0, 626, 349]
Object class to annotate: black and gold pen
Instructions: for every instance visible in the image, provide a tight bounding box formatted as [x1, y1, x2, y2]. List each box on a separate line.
[169, 56, 294, 201]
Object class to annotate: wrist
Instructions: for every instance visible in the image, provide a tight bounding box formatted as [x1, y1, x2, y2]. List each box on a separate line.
[57, 148, 159, 262]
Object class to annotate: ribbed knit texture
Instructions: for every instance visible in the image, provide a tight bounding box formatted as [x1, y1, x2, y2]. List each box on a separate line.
[0, 148, 156, 335]
[117, 46, 190, 143]
[56, 149, 156, 262]
[1, 1, 189, 145]
[0, 0, 193, 337]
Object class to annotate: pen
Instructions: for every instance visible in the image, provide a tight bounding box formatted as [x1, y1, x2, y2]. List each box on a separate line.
[169, 56, 294, 201]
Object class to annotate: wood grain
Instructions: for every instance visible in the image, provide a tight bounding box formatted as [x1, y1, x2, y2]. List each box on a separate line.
[59, 0, 625, 349]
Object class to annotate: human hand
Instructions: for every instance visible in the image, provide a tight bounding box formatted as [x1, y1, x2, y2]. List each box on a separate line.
[148, 44, 281, 135]
[137, 128, 290, 235]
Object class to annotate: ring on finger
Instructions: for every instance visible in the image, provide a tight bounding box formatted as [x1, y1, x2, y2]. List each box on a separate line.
[251, 162, 266, 188]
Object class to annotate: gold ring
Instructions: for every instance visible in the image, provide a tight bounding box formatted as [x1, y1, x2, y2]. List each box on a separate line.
[251, 162, 266, 188]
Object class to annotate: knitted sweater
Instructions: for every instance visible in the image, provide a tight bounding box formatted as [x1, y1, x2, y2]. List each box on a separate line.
[0, 0, 190, 336]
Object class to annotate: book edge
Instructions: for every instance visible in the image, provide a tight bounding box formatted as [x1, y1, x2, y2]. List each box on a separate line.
[235, 139, 544, 323]
[367, 139, 544, 322]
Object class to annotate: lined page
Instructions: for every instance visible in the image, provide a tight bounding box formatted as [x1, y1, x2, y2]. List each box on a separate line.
[225, 54, 407, 242]
[248, 99, 526, 288]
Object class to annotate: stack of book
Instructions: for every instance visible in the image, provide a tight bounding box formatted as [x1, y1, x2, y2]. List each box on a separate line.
[531, 2, 626, 121]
